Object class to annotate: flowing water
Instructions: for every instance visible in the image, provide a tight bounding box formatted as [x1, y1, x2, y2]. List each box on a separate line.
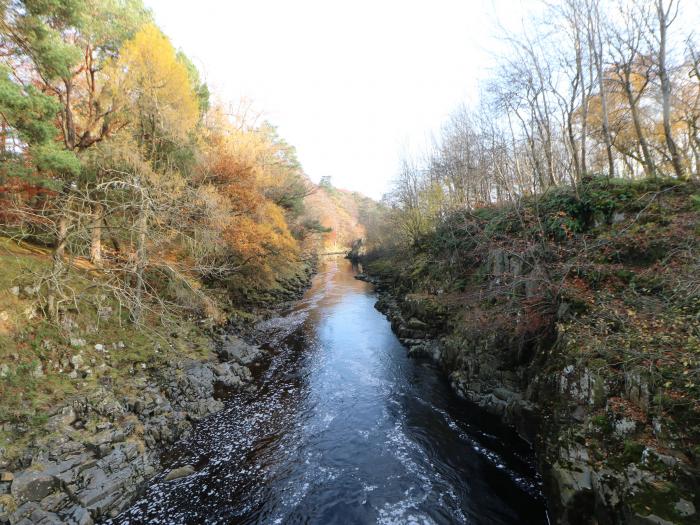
[114, 257, 548, 524]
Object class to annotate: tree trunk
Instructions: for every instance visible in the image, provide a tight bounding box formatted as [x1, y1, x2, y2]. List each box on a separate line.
[48, 210, 69, 320]
[623, 76, 655, 178]
[596, 56, 615, 178]
[54, 213, 68, 263]
[130, 193, 148, 324]
[657, 0, 684, 178]
[90, 202, 103, 265]
[588, 2, 615, 177]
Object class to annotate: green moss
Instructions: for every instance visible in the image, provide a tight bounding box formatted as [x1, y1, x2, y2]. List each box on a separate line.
[592, 414, 613, 435]
[0, 235, 224, 451]
[628, 481, 691, 523]
[689, 193, 700, 212]
[622, 440, 645, 464]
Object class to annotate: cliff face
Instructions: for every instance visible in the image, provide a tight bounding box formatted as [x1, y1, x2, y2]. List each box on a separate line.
[0, 242, 314, 524]
[362, 178, 700, 525]
[301, 182, 380, 254]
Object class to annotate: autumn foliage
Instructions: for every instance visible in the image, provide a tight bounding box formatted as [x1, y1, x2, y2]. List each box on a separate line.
[0, 1, 362, 322]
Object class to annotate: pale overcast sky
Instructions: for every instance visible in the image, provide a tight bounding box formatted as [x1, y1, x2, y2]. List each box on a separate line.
[143, 0, 535, 199]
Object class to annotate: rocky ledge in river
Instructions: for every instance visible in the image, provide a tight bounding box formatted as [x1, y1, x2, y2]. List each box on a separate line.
[0, 334, 263, 525]
[363, 272, 698, 525]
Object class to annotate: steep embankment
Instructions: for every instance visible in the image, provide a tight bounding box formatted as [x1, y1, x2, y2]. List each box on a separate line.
[361, 178, 700, 525]
[0, 178, 378, 523]
[302, 182, 378, 254]
[0, 238, 313, 523]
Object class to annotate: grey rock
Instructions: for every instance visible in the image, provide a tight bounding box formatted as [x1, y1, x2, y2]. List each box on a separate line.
[407, 317, 428, 330]
[614, 418, 636, 436]
[70, 338, 86, 349]
[164, 465, 194, 482]
[10, 501, 64, 525]
[219, 336, 263, 366]
[489, 249, 507, 276]
[30, 361, 44, 378]
[70, 354, 84, 369]
[493, 387, 522, 402]
[39, 490, 69, 511]
[551, 462, 592, 507]
[11, 470, 60, 503]
[627, 513, 677, 525]
[625, 369, 652, 410]
[572, 405, 587, 422]
[46, 407, 77, 431]
[674, 498, 695, 517]
[591, 469, 622, 508]
[556, 302, 571, 320]
[612, 212, 626, 223]
[62, 505, 93, 525]
[22, 285, 40, 297]
[97, 306, 112, 321]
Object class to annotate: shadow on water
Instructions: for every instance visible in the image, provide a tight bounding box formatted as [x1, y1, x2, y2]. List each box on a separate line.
[112, 257, 548, 525]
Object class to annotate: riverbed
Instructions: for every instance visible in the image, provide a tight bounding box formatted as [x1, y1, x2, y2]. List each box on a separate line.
[112, 257, 547, 524]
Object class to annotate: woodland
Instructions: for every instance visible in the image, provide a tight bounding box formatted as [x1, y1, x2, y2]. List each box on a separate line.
[359, 1, 700, 522]
[1, 0, 700, 523]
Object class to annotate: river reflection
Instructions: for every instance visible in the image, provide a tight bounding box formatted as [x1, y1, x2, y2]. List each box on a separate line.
[113, 257, 547, 525]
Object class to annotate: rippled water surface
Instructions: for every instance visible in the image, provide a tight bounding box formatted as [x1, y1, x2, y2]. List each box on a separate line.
[114, 258, 548, 524]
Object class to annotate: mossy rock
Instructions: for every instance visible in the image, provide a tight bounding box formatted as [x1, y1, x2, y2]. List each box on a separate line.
[627, 481, 698, 524]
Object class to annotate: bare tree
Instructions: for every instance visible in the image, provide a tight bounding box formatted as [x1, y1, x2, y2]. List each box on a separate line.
[654, 0, 685, 178]
[608, 2, 657, 178]
[587, 0, 616, 177]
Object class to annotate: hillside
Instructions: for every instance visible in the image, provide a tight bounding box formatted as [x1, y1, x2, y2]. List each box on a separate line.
[301, 179, 381, 254]
[361, 177, 700, 524]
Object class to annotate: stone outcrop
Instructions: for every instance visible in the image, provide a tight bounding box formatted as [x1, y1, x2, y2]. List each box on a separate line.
[0, 336, 266, 524]
[346, 238, 366, 263]
[364, 251, 699, 525]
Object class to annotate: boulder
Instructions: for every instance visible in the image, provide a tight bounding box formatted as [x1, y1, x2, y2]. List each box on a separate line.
[46, 407, 77, 431]
[551, 461, 593, 508]
[164, 464, 194, 482]
[674, 499, 695, 518]
[70, 354, 84, 369]
[219, 336, 263, 366]
[11, 470, 60, 503]
[407, 317, 428, 330]
[70, 338, 86, 349]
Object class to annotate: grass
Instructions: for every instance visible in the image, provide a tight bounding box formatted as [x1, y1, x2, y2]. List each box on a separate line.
[0, 236, 217, 461]
[364, 177, 700, 520]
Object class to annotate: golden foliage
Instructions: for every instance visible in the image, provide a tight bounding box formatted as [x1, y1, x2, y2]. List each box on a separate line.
[107, 23, 199, 142]
[194, 106, 301, 284]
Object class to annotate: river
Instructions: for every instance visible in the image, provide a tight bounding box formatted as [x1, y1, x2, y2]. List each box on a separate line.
[113, 257, 548, 524]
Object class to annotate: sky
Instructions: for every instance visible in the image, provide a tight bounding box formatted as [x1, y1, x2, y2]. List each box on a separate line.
[144, 0, 534, 199]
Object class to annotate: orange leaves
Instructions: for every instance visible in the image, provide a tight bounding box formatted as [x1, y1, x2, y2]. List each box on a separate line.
[195, 108, 301, 283]
[206, 150, 261, 217]
[107, 23, 199, 142]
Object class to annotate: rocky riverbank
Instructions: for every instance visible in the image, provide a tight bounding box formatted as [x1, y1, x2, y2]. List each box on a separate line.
[358, 178, 700, 525]
[0, 263, 315, 525]
[360, 272, 698, 525]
